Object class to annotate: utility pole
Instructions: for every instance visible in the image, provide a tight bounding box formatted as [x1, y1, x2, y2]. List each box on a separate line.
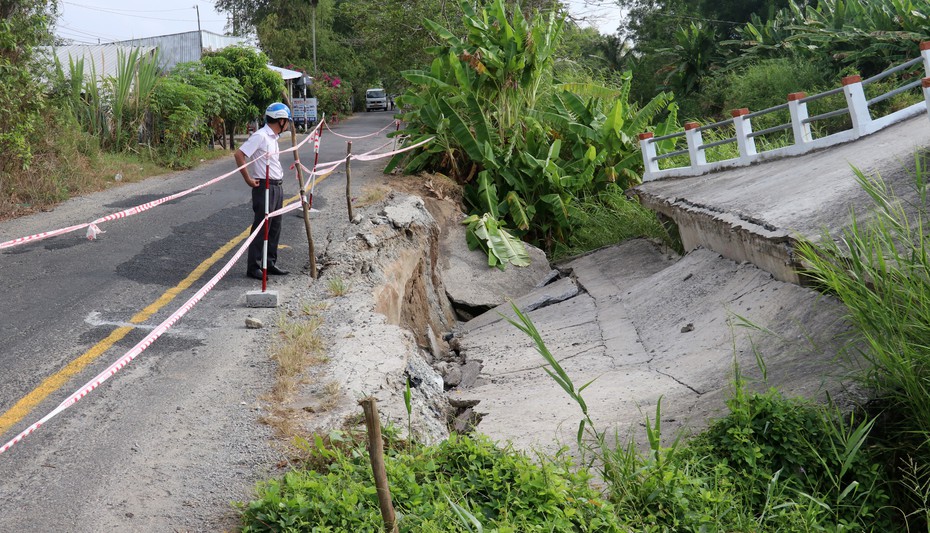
[311, 0, 318, 72]
[194, 5, 202, 57]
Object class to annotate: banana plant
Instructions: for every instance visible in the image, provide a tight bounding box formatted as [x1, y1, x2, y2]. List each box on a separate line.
[389, 0, 676, 261]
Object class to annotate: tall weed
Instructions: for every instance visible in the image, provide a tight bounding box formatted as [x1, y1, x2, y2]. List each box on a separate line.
[552, 185, 678, 260]
[798, 158, 930, 528]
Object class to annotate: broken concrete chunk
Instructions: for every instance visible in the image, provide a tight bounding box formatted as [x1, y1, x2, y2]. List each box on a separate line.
[245, 317, 263, 329]
[458, 360, 482, 390]
[534, 269, 561, 288]
[442, 214, 552, 312]
[461, 277, 580, 333]
[443, 365, 463, 388]
[382, 196, 432, 229]
[448, 396, 480, 409]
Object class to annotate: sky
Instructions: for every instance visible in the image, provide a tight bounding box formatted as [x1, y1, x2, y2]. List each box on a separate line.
[566, 0, 625, 35]
[53, 0, 625, 44]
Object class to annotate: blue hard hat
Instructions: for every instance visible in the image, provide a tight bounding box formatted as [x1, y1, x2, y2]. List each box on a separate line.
[265, 102, 291, 121]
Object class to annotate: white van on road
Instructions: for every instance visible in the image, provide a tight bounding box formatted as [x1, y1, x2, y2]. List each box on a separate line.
[365, 88, 387, 112]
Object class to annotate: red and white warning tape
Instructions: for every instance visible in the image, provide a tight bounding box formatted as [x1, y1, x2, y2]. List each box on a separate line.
[1, 121, 323, 251]
[349, 136, 434, 162]
[0, 198, 311, 456]
[0, 121, 433, 456]
[323, 118, 399, 140]
[0, 221, 97, 251]
[0, 205, 304, 456]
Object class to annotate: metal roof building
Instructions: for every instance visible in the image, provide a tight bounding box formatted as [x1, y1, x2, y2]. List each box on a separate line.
[40, 44, 157, 80]
[112, 30, 248, 71]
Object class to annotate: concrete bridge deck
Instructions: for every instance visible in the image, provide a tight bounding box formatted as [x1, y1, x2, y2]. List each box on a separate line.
[634, 113, 930, 283]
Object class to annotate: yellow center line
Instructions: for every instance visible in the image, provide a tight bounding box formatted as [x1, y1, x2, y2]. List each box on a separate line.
[0, 171, 330, 437]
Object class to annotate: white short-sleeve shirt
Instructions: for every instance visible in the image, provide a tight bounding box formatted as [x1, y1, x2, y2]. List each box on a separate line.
[238, 124, 283, 181]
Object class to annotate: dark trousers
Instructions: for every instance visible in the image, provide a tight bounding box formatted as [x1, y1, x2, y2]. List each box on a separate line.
[247, 180, 283, 273]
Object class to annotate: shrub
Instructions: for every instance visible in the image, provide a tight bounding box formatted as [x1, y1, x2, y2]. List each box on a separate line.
[687, 387, 891, 528]
[799, 161, 930, 529]
[150, 77, 207, 167]
[313, 73, 353, 119]
[552, 185, 677, 260]
[699, 57, 832, 121]
[239, 431, 621, 532]
[390, 0, 676, 259]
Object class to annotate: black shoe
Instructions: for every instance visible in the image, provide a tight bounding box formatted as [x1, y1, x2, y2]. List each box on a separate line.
[246, 269, 263, 280]
[267, 264, 289, 276]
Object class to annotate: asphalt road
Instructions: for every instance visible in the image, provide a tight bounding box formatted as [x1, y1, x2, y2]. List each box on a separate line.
[0, 110, 401, 531]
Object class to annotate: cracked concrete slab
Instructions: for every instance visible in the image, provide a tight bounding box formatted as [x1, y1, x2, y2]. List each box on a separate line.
[454, 239, 859, 453]
[440, 210, 553, 314]
[460, 276, 581, 333]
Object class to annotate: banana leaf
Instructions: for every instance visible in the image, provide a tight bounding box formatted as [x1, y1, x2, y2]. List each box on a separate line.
[505, 190, 531, 230]
[476, 170, 500, 218]
[487, 222, 531, 267]
[438, 98, 488, 165]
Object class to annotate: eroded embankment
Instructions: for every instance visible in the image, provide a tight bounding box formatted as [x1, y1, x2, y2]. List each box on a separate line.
[283, 191, 859, 454]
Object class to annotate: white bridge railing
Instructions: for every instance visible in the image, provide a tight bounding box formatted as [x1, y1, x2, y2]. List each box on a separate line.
[639, 42, 930, 182]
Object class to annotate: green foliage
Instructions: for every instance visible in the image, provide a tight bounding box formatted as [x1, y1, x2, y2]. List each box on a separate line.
[553, 186, 676, 260]
[258, 0, 367, 82]
[656, 22, 723, 96]
[239, 431, 622, 532]
[0, 0, 54, 170]
[201, 45, 284, 133]
[54, 48, 161, 153]
[312, 74, 353, 118]
[463, 213, 530, 270]
[799, 163, 930, 442]
[334, 0, 463, 93]
[713, 0, 930, 81]
[688, 385, 890, 527]
[170, 62, 247, 124]
[798, 160, 930, 528]
[699, 57, 831, 120]
[150, 77, 207, 168]
[390, 0, 676, 257]
[784, 0, 930, 76]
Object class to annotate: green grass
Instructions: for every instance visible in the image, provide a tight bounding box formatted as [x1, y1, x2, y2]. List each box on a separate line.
[327, 276, 348, 297]
[0, 114, 230, 221]
[239, 430, 622, 532]
[552, 185, 679, 260]
[798, 157, 930, 528]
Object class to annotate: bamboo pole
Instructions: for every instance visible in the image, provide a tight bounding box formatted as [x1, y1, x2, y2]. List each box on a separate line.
[282, 91, 318, 278]
[346, 141, 354, 222]
[359, 397, 399, 533]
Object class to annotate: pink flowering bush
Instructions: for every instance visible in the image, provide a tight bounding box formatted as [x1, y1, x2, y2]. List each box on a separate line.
[313, 72, 353, 117]
[320, 72, 342, 88]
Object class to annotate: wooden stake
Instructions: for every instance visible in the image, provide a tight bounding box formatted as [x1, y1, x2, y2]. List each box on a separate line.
[359, 397, 399, 533]
[282, 91, 317, 278]
[346, 141, 354, 222]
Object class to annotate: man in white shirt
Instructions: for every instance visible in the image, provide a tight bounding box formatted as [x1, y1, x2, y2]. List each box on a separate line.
[234, 102, 292, 279]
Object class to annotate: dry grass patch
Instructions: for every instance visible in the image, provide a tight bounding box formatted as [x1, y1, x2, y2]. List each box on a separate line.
[272, 312, 326, 379]
[317, 381, 342, 412]
[353, 184, 389, 207]
[261, 306, 329, 440]
[327, 276, 348, 297]
[1, 121, 229, 220]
